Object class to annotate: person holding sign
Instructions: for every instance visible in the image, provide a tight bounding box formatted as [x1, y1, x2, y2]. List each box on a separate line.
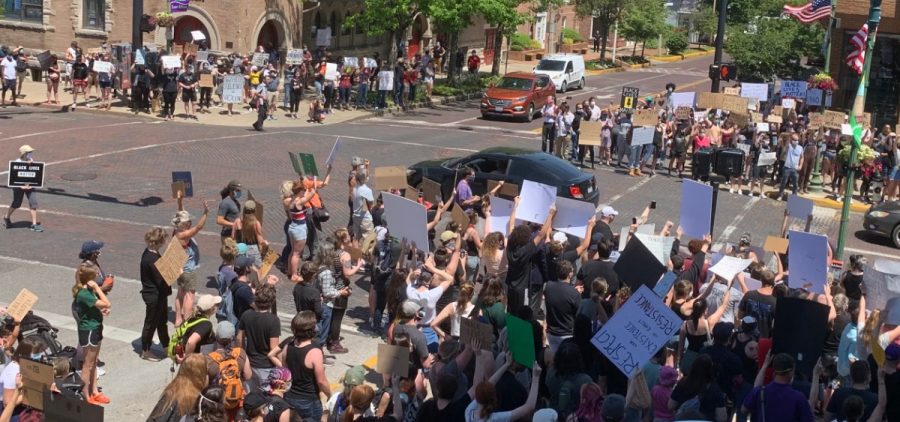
[278, 311, 331, 420]
[4, 145, 43, 232]
[505, 198, 556, 314]
[0, 338, 44, 417]
[172, 193, 209, 326]
[287, 180, 318, 282]
[71, 264, 112, 405]
[139, 227, 173, 362]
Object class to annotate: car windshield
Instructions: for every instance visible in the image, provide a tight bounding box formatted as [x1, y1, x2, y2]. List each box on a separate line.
[536, 59, 565, 71]
[495, 77, 533, 91]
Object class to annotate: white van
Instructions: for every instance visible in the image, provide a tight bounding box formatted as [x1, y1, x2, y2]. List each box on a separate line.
[533, 53, 586, 93]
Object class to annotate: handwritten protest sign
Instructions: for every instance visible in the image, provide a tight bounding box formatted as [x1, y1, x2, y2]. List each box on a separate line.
[755, 123, 770, 133]
[618, 224, 655, 252]
[723, 86, 741, 96]
[780, 80, 807, 99]
[519, 180, 557, 224]
[422, 178, 442, 204]
[766, 113, 783, 124]
[376, 343, 410, 375]
[675, 107, 692, 120]
[720, 95, 749, 114]
[199, 73, 213, 88]
[806, 88, 823, 106]
[727, 113, 750, 128]
[222, 75, 244, 104]
[632, 108, 659, 127]
[460, 318, 493, 350]
[696, 92, 717, 109]
[823, 110, 846, 129]
[92, 61, 112, 73]
[680, 179, 713, 239]
[856, 113, 872, 129]
[740, 83, 768, 102]
[634, 233, 675, 266]
[709, 256, 753, 282]
[669, 92, 695, 108]
[749, 111, 764, 123]
[155, 239, 189, 285]
[758, 152, 777, 167]
[374, 166, 407, 191]
[577, 121, 604, 146]
[161, 55, 181, 69]
[5, 289, 38, 322]
[251, 53, 267, 67]
[631, 127, 655, 146]
[258, 250, 280, 279]
[507, 315, 535, 368]
[196, 50, 209, 63]
[554, 196, 597, 239]
[591, 286, 680, 378]
[325, 137, 342, 166]
[286, 49, 304, 65]
[382, 193, 429, 251]
[787, 195, 814, 219]
[21, 359, 53, 410]
[788, 230, 829, 292]
[808, 112, 824, 129]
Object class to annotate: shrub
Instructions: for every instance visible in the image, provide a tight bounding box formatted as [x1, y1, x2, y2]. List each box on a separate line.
[560, 28, 583, 43]
[563, 37, 574, 45]
[510, 33, 541, 51]
[666, 31, 689, 55]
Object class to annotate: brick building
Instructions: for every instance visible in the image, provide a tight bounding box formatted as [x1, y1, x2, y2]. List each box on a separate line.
[826, 0, 899, 128]
[516, 4, 592, 53]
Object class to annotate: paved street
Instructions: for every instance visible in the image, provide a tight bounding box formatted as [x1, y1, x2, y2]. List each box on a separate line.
[0, 55, 895, 419]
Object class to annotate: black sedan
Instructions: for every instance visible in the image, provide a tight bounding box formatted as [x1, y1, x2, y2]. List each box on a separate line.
[407, 147, 600, 205]
[863, 200, 900, 248]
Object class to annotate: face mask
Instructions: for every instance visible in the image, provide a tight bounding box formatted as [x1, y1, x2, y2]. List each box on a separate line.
[31, 352, 45, 361]
[25, 152, 33, 160]
[791, 141, 799, 146]
[234, 190, 242, 199]
[466, 175, 474, 183]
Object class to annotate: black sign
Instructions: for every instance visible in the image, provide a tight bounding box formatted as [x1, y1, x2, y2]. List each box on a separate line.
[43, 390, 104, 422]
[621, 87, 640, 110]
[36, 50, 54, 70]
[7, 161, 45, 188]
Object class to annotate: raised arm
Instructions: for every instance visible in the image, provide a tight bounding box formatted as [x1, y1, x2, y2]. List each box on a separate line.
[533, 207, 556, 246]
[707, 280, 734, 327]
[508, 196, 520, 236]
[180, 201, 210, 239]
[509, 363, 543, 421]
[866, 369, 887, 422]
[575, 216, 597, 258]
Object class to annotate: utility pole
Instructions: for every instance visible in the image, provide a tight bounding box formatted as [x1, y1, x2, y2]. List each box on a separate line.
[836, 0, 881, 260]
[710, 0, 727, 93]
[131, 0, 143, 56]
[822, 0, 836, 70]
[810, 0, 837, 193]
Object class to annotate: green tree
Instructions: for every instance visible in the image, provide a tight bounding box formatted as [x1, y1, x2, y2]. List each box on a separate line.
[689, 4, 717, 45]
[429, 0, 481, 83]
[574, 0, 626, 61]
[725, 18, 824, 81]
[345, 0, 434, 61]
[620, 0, 667, 57]
[480, 0, 530, 75]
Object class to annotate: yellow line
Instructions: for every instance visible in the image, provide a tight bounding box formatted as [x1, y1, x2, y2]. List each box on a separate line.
[363, 354, 378, 370]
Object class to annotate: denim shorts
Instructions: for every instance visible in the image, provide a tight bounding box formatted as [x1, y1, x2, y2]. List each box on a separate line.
[288, 220, 308, 242]
[890, 167, 900, 181]
[285, 396, 323, 420]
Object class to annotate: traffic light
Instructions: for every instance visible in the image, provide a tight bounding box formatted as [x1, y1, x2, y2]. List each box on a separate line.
[720, 63, 736, 81]
[708, 64, 720, 80]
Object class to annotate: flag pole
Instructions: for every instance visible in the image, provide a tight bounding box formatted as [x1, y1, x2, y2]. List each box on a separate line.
[835, 0, 881, 260]
[822, 0, 836, 70]
[810, 0, 837, 193]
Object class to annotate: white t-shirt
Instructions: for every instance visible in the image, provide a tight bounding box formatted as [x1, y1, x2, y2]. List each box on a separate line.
[406, 284, 445, 325]
[352, 184, 374, 220]
[377, 70, 394, 91]
[0, 360, 20, 406]
[1, 57, 17, 80]
[464, 399, 513, 422]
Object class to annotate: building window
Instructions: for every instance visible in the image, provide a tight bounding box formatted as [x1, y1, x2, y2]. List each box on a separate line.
[3, 0, 44, 22]
[83, 0, 105, 29]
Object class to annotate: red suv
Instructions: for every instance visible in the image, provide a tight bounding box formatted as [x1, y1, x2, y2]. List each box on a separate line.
[480, 72, 555, 122]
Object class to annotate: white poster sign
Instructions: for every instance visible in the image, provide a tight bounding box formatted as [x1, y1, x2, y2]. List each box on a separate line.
[553, 197, 597, 239]
[780, 80, 807, 99]
[92, 61, 112, 73]
[343, 57, 359, 68]
[756, 123, 770, 133]
[222, 74, 245, 104]
[252, 53, 268, 67]
[196, 51, 209, 63]
[134, 49, 145, 65]
[382, 192, 430, 251]
[161, 55, 181, 69]
[591, 285, 680, 378]
[325, 62, 339, 80]
[758, 152, 777, 167]
[782, 98, 796, 110]
[618, 224, 655, 252]
[788, 230, 829, 292]
[316, 27, 332, 47]
[805, 88, 823, 106]
[364, 57, 378, 68]
[190, 30, 206, 41]
[286, 49, 304, 65]
[669, 92, 696, 109]
[709, 256, 753, 282]
[518, 180, 557, 224]
[740, 83, 768, 102]
[679, 179, 713, 239]
[631, 127, 655, 146]
[325, 138, 342, 166]
[488, 196, 515, 237]
[634, 233, 675, 266]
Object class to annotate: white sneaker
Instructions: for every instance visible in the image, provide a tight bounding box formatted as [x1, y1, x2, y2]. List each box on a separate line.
[729, 188, 735, 194]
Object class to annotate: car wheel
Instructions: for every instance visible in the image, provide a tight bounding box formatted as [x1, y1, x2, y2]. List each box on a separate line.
[579, 77, 585, 89]
[893, 224, 900, 249]
[560, 81, 568, 93]
[481, 113, 490, 121]
[525, 103, 534, 122]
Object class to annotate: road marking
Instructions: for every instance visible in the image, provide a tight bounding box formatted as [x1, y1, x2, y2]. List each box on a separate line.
[355, 119, 538, 138]
[0, 205, 222, 238]
[603, 175, 654, 208]
[718, 196, 758, 242]
[0, 121, 144, 143]
[287, 130, 482, 152]
[0, 305, 144, 345]
[843, 247, 900, 260]
[0, 254, 144, 285]
[444, 117, 479, 125]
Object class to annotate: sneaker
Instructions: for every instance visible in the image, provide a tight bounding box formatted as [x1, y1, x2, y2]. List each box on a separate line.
[91, 393, 111, 404]
[96, 366, 106, 377]
[327, 342, 349, 354]
[729, 188, 735, 194]
[141, 351, 161, 362]
[3, 217, 10, 229]
[29, 223, 44, 232]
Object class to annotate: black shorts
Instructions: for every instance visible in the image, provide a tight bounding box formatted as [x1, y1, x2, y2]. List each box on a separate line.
[10, 188, 38, 209]
[78, 327, 103, 347]
[182, 90, 196, 102]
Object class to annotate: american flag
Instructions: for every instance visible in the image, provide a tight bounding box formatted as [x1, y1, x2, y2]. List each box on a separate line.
[783, 0, 831, 24]
[846, 24, 869, 75]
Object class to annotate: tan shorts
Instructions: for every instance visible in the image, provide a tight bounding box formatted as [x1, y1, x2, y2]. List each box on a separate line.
[267, 92, 277, 104]
[176, 271, 198, 292]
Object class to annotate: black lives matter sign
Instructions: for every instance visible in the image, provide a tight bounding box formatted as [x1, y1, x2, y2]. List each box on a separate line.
[8, 161, 45, 188]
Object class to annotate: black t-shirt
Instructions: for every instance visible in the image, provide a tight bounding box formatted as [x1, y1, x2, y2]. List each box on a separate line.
[263, 396, 293, 422]
[543, 281, 580, 336]
[495, 370, 527, 411]
[293, 282, 322, 319]
[393, 324, 429, 377]
[577, 260, 620, 296]
[841, 272, 864, 301]
[415, 395, 472, 422]
[238, 310, 281, 369]
[72, 62, 89, 80]
[233, 282, 255, 323]
[699, 344, 743, 399]
[163, 74, 179, 93]
[183, 319, 215, 350]
[738, 290, 777, 338]
[505, 240, 537, 292]
[824, 312, 851, 355]
[595, 221, 615, 245]
[826, 387, 878, 421]
[670, 381, 726, 421]
[178, 72, 196, 90]
[139, 248, 172, 299]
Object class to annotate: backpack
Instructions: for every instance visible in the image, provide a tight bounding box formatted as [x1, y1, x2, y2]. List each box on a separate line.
[217, 280, 242, 325]
[209, 348, 244, 410]
[167, 316, 209, 359]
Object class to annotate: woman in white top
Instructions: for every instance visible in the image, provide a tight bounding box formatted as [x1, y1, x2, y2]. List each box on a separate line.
[479, 199, 508, 281]
[431, 282, 476, 340]
[555, 102, 574, 158]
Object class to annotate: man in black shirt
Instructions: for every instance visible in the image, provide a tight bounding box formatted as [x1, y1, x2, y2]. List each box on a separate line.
[596, 206, 618, 245]
[71, 55, 89, 110]
[177, 67, 198, 119]
[504, 206, 555, 314]
[738, 269, 777, 338]
[293, 262, 322, 318]
[577, 239, 620, 297]
[699, 322, 743, 402]
[544, 261, 582, 353]
[237, 284, 281, 387]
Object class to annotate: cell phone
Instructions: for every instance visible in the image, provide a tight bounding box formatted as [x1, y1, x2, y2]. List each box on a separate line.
[632, 217, 638, 225]
[650, 201, 657, 209]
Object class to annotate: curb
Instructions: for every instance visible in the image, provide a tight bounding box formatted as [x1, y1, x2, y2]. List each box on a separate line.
[372, 91, 483, 116]
[805, 195, 871, 213]
[585, 67, 627, 76]
[649, 48, 715, 63]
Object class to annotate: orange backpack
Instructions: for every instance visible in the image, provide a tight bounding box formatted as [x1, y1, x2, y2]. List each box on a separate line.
[209, 348, 244, 410]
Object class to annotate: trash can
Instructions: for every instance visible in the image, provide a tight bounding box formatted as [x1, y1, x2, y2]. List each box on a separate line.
[31, 69, 42, 82]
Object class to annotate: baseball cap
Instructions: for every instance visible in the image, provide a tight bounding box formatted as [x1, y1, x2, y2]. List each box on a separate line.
[235, 255, 255, 270]
[772, 353, 795, 374]
[80, 240, 104, 255]
[440, 231, 458, 243]
[216, 321, 236, 340]
[601, 393, 625, 420]
[400, 300, 422, 319]
[227, 180, 242, 190]
[713, 322, 735, 342]
[243, 200, 257, 212]
[885, 343, 900, 362]
[18, 145, 34, 155]
[601, 206, 619, 217]
[342, 365, 367, 388]
[196, 294, 222, 312]
[552, 232, 568, 244]
[243, 391, 268, 414]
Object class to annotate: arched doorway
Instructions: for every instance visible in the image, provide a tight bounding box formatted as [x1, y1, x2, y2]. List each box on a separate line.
[256, 20, 281, 51]
[173, 16, 209, 49]
[407, 14, 426, 59]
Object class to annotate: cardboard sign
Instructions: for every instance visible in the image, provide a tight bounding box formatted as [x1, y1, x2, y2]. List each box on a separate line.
[749, 112, 764, 123]
[20, 359, 53, 410]
[171, 171, 193, 197]
[374, 166, 408, 192]
[381, 193, 429, 251]
[155, 239, 189, 286]
[43, 390, 103, 422]
[670, 92, 696, 108]
[823, 110, 846, 129]
[451, 203, 468, 227]
[631, 127, 655, 146]
[696, 92, 717, 109]
[553, 196, 597, 239]
[727, 113, 750, 128]
[518, 180, 557, 224]
[180, 43, 198, 55]
[222, 74, 244, 104]
[763, 236, 788, 254]
[855, 113, 871, 129]
[196, 50, 209, 63]
[403, 185, 418, 201]
[376, 343, 410, 376]
[675, 107, 692, 120]
[591, 286, 680, 378]
[708, 256, 753, 282]
[460, 317, 493, 350]
[91, 60, 112, 73]
[258, 250, 280, 279]
[507, 315, 535, 368]
[864, 261, 900, 311]
[286, 49, 304, 65]
[621, 87, 640, 110]
[577, 121, 605, 146]
[780, 80, 807, 99]
[252, 52, 268, 67]
[422, 178, 443, 204]
[766, 114, 783, 124]
[161, 55, 181, 69]
[632, 108, 659, 127]
[723, 86, 741, 96]
[171, 181, 186, 199]
[488, 196, 515, 237]
[614, 234, 667, 291]
[325, 137, 342, 167]
[679, 178, 713, 239]
[788, 230, 829, 292]
[653, 271, 678, 297]
[720, 95, 750, 114]
[7, 161, 45, 188]
[758, 152, 777, 167]
[199, 73, 213, 88]
[5, 288, 38, 322]
[772, 297, 829, 379]
[808, 112, 824, 129]
[487, 180, 518, 199]
[787, 195, 814, 219]
[740, 83, 768, 102]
